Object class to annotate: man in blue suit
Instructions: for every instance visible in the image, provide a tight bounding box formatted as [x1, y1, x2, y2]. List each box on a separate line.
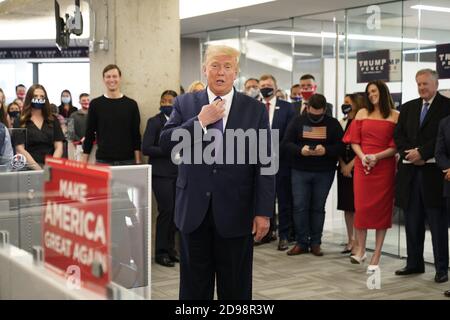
[160, 45, 275, 300]
[257, 74, 295, 250]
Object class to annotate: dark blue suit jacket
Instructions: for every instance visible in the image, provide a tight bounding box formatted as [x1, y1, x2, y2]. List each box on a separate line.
[160, 89, 276, 238]
[142, 112, 178, 178]
[435, 114, 450, 198]
[271, 98, 295, 175]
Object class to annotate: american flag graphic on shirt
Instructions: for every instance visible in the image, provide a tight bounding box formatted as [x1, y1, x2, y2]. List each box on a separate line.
[302, 125, 327, 140]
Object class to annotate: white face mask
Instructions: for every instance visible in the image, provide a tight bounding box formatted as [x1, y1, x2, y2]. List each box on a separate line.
[246, 87, 260, 99]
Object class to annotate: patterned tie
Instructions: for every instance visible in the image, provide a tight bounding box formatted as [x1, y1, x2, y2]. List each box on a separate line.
[209, 96, 223, 132]
[265, 102, 271, 115]
[420, 102, 430, 126]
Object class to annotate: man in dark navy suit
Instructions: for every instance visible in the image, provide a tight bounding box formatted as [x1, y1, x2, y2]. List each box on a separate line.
[142, 90, 179, 267]
[160, 45, 275, 300]
[435, 113, 450, 297]
[256, 74, 295, 250]
[394, 69, 450, 283]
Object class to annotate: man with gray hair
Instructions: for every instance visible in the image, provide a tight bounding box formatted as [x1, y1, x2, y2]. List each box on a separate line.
[160, 45, 275, 300]
[394, 69, 450, 283]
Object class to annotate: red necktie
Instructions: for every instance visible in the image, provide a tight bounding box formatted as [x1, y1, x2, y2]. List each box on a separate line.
[266, 102, 270, 114]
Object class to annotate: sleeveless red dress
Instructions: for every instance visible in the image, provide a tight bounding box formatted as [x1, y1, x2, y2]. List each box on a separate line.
[343, 119, 396, 229]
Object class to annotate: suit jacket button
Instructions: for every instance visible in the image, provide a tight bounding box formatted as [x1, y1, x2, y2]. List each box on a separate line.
[213, 169, 217, 174]
[206, 192, 211, 197]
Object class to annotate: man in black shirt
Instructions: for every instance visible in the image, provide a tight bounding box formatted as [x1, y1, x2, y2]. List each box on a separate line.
[282, 94, 343, 256]
[82, 64, 142, 165]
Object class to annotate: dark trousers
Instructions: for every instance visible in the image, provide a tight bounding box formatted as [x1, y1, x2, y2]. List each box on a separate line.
[179, 204, 253, 300]
[291, 169, 335, 249]
[275, 172, 293, 240]
[96, 159, 135, 166]
[152, 176, 177, 257]
[404, 171, 449, 274]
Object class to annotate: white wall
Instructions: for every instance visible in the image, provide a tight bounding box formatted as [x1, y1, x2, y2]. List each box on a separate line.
[181, 38, 202, 91]
[0, 60, 90, 108]
[38, 62, 90, 107]
[0, 60, 33, 104]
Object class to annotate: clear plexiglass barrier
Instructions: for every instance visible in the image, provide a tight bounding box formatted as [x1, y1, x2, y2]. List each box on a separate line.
[0, 164, 152, 299]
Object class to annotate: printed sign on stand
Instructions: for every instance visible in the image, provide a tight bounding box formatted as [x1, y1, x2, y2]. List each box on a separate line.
[357, 49, 402, 83]
[357, 49, 390, 83]
[42, 157, 111, 294]
[437, 43, 450, 79]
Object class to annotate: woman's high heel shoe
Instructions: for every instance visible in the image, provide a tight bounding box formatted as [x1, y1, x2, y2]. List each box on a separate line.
[350, 253, 367, 264]
[367, 265, 379, 274]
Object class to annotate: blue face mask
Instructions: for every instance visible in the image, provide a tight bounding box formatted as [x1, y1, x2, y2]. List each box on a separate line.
[291, 96, 302, 103]
[61, 97, 71, 104]
[31, 98, 46, 109]
[160, 105, 173, 117]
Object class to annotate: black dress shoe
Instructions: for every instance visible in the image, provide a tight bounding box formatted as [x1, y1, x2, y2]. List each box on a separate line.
[155, 256, 175, 267]
[435, 273, 448, 283]
[277, 239, 289, 251]
[395, 267, 425, 276]
[169, 254, 180, 263]
[254, 232, 277, 246]
[444, 290, 450, 297]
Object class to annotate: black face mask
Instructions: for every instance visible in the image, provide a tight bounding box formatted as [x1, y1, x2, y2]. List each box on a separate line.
[341, 104, 352, 115]
[307, 111, 325, 124]
[260, 87, 274, 98]
[160, 105, 173, 117]
[8, 111, 20, 118]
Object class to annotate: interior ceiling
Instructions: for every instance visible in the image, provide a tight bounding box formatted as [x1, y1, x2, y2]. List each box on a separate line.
[181, 0, 390, 36]
[1, 0, 450, 46]
[0, 0, 80, 17]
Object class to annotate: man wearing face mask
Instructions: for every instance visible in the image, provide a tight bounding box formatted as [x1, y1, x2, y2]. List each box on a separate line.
[244, 78, 261, 100]
[282, 94, 344, 256]
[256, 74, 295, 250]
[70, 93, 90, 160]
[298, 74, 333, 117]
[15, 84, 26, 103]
[142, 90, 179, 267]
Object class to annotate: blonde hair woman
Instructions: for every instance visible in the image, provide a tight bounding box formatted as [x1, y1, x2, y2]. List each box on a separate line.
[187, 80, 205, 93]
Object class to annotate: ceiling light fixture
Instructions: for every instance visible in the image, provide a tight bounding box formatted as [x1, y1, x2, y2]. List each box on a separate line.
[293, 52, 314, 57]
[180, 0, 275, 20]
[411, 5, 450, 13]
[249, 29, 435, 45]
[403, 48, 436, 54]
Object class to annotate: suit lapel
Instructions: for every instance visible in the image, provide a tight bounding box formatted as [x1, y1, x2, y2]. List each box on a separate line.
[411, 98, 421, 130]
[159, 112, 167, 126]
[224, 89, 240, 130]
[420, 93, 441, 130]
[195, 90, 209, 117]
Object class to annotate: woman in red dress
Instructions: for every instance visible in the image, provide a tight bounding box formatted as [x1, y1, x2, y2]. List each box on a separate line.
[343, 80, 399, 273]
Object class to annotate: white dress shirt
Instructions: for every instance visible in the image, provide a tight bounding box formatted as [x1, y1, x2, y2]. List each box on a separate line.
[422, 94, 436, 110]
[201, 86, 234, 132]
[263, 96, 277, 127]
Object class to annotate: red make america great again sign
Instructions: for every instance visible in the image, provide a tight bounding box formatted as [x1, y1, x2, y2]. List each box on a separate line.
[43, 157, 111, 292]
